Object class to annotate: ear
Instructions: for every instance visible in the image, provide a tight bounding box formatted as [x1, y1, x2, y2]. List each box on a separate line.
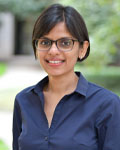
[79, 41, 89, 60]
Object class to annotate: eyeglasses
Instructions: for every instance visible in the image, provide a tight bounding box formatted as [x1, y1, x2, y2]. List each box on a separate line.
[35, 37, 78, 52]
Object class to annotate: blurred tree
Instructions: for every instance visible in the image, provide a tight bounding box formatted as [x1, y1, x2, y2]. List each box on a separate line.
[60, 0, 120, 66]
[0, 0, 55, 19]
[0, 0, 56, 55]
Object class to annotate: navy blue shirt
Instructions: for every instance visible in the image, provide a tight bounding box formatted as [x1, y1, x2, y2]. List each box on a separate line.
[12, 72, 120, 150]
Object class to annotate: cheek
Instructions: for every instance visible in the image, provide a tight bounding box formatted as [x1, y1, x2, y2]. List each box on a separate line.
[37, 53, 46, 67]
[37, 52, 45, 60]
[68, 50, 79, 62]
[66, 53, 78, 68]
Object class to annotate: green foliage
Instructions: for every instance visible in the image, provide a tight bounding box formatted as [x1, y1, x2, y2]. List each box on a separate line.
[86, 74, 120, 96]
[0, 63, 6, 76]
[0, 0, 54, 19]
[60, 0, 120, 66]
[0, 140, 9, 150]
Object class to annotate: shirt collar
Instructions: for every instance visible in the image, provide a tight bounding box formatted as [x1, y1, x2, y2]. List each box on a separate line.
[75, 72, 88, 97]
[33, 72, 88, 97]
[34, 76, 48, 94]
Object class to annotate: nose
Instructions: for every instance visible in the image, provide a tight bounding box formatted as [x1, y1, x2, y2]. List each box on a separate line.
[48, 42, 60, 55]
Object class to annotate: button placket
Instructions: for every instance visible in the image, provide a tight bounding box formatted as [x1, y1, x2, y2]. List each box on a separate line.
[44, 136, 48, 141]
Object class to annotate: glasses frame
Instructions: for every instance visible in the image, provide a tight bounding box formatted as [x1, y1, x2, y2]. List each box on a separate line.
[35, 37, 78, 52]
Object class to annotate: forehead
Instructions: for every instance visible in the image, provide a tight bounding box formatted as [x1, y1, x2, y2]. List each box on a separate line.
[43, 22, 73, 40]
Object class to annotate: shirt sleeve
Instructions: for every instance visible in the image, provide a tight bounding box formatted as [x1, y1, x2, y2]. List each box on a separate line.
[12, 97, 22, 150]
[95, 95, 120, 150]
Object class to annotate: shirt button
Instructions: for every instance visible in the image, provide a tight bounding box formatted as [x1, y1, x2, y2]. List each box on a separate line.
[44, 136, 48, 141]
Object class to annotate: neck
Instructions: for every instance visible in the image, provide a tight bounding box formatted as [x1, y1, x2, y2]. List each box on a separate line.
[46, 71, 78, 95]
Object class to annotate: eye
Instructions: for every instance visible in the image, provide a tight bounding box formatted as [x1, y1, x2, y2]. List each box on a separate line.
[59, 39, 72, 47]
[38, 39, 51, 47]
[37, 38, 51, 49]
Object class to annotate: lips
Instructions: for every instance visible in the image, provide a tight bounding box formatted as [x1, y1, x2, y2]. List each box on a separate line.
[48, 60, 64, 64]
[46, 59, 65, 65]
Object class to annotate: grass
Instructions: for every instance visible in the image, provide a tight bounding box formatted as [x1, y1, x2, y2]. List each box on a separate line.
[0, 63, 6, 76]
[0, 87, 23, 111]
[75, 64, 120, 96]
[0, 140, 9, 150]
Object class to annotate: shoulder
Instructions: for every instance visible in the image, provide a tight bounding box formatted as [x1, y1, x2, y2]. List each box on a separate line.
[88, 81, 119, 98]
[87, 83, 120, 127]
[15, 85, 35, 102]
[14, 76, 48, 104]
[87, 81, 120, 108]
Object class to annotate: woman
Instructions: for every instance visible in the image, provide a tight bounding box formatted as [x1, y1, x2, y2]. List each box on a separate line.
[13, 3, 120, 150]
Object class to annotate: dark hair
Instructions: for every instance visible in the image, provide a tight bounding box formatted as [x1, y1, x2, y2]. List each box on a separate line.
[32, 3, 90, 61]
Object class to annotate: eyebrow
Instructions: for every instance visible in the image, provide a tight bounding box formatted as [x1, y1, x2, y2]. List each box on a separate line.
[41, 36, 74, 40]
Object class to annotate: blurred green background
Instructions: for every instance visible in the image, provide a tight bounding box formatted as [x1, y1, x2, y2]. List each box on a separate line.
[0, 0, 120, 149]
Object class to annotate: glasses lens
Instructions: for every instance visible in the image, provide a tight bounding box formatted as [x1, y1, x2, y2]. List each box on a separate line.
[57, 38, 73, 51]
[36, 38, 51, 51]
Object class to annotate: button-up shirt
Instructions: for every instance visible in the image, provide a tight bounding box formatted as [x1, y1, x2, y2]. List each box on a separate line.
[12, 72, 120, 150]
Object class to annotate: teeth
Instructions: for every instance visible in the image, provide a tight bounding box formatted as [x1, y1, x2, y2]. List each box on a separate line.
[48, 60, 63, 64]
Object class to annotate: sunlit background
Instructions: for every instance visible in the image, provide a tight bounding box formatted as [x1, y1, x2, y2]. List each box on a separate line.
[0, 0, 120, 149]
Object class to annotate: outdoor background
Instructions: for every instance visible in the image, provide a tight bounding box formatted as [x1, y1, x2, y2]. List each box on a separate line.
[0, 0, 120, 150]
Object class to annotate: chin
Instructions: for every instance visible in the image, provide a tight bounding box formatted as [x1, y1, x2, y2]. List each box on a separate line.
[46, 71, 66, 77]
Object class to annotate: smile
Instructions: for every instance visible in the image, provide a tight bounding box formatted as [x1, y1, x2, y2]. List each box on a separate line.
[46, 59, 65, 63]
[48, 60, 64, 64]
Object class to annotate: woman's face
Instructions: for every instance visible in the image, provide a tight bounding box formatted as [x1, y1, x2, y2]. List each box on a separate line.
[36, 22, 88, 77]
